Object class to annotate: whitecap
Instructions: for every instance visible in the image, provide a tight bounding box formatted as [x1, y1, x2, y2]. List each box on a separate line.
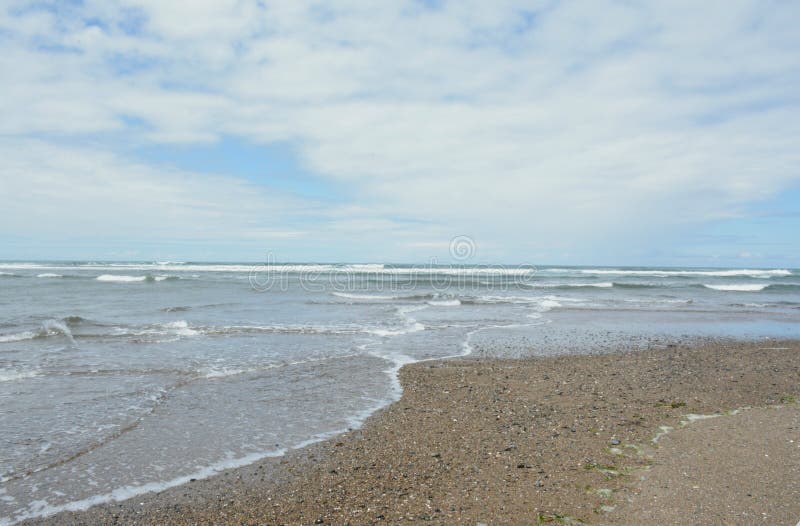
[366, 323, 426, 337]
[536, 299, 562, 311]
[0, 368, 40, 382]
[96, 275, 148, 283]
[527, 281, 614, 288]
[0, 331, 38, 343]
[0, 320, 74, 344]
[577, 268, 791, 278]
[703, 284, 769, 292]
[161, 321, 199, 337]
[332, 292, 396, 300]
[36, 273, 63, 278]
[426, 299, 461, 307]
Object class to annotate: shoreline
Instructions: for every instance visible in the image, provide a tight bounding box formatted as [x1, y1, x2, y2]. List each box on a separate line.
[20, 338, 800, 525]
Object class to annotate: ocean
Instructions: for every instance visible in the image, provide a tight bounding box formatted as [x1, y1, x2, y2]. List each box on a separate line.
[1, 261, 799, 524]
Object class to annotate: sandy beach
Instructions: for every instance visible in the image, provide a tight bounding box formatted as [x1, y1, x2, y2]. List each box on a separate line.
[6, 1, 800, 523]
[24, 339, 800, 525]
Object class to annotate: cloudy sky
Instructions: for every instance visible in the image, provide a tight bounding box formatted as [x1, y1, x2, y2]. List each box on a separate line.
[1, 0, 799, 266]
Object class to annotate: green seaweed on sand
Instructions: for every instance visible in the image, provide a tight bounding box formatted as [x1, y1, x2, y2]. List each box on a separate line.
[583, 462, 620, 477]
[537, 512, 584, 524]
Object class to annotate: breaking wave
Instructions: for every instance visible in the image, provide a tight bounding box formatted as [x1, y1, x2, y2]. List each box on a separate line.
[0, 368, 40, 383]
[703, 284, 769, 292]
[573, 268, 791, 278]
[0, 319, 75, 344]
[523, 282, 614, 289]
[96, 275, 175, 283]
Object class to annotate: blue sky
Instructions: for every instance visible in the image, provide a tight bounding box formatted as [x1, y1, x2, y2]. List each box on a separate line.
[0, 1, 799, 266]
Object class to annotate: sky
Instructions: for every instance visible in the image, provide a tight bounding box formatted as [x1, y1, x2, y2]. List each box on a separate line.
[0, 0, 799, 266]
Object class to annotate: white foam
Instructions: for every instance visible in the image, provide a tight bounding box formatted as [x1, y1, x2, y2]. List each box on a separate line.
[0, 331, 38, 343]
[36, 273, 62, 278]
[0, 262, 537, 276]
[537, 299, 562, 311]
[346, 264, 385, 271]
[426, 299, 461, 306]
[703, 284, 769, 292]
[213, 324, 362, 336]
[332, 292, 396, 300]
[2, 449, 288, 525]
[0, 369, 40, 383]
[366, 323, 425, 337]
[475, 295, 545, 304]
[96, 275, 148, 282]
[574, 268, 791, 278]
[161, 320, 199, 337]
[528, 282, 614, 288]
[40, 320, 75, 342]
[199, 367, 252, 379]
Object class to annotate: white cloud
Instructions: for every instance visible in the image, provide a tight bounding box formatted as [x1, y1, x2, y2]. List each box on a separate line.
[0, 139, 308, 241]
[0, 0, 799, 262]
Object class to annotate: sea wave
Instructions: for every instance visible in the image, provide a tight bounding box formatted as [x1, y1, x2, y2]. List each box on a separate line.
[36, 273, 63, 278]
[0, 368, 40, 383]
[463, 294, 578, 307]
[1, 262, 536, 276]
[0, 320, 74, 344]
[703, 284, 769, 292]
[205, 321, 427, 338]
[332, 292, 399, 300]
[97, 275, 148, 282]
[573, 268, 791, 278]
[524, 282, 614, 289]
[0, 330, 38, 343]
[426, 299, 461, 307]
[96, 275, 174, 283]
[332, 291, 440, 301]
[207, 324, 365, 336]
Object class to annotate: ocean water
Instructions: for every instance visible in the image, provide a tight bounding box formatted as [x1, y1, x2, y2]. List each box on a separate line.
[1, 262, 799, 523]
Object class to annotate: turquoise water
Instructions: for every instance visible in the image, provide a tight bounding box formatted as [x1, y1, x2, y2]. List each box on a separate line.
[1, 262, 799, 523]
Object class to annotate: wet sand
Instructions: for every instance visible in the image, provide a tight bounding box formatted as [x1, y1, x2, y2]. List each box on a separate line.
[25, 340, 800, 525]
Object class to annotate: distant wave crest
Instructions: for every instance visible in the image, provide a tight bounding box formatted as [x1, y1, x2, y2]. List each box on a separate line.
[96, 275, 175, 283]
[703, 284, 769, 292]
[576, 268, 791, 278]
